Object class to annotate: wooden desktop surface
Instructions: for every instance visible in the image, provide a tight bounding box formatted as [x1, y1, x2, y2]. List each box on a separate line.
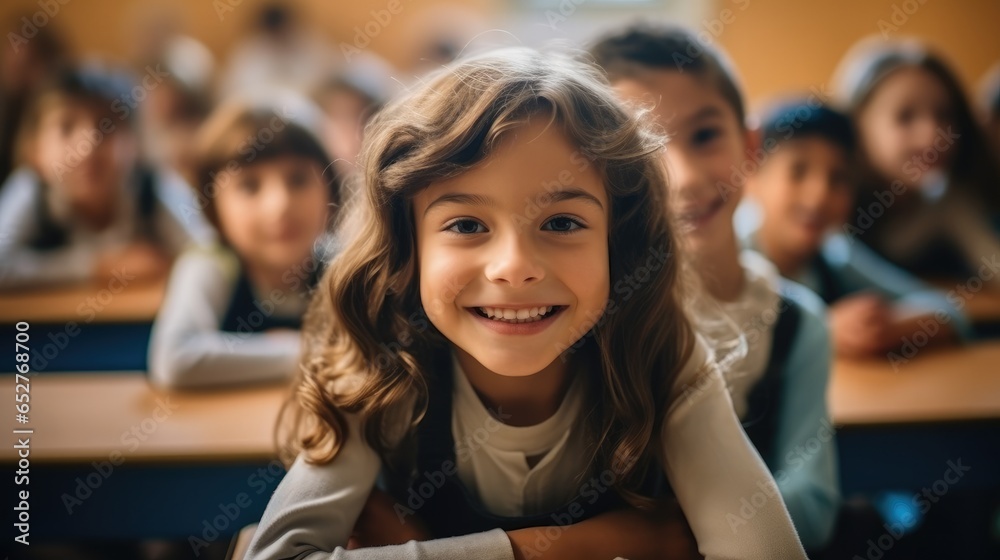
[830, 342, 1000, 426]
[0, 373, 287, 463]
[3, 343, 998, 464]
[0, 277, 166, 324]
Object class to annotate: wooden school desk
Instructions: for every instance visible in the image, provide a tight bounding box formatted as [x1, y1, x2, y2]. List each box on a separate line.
[830, 342, 1000, 425]
[0, 278, 166, 372]
[926, 279, 1000, 325]
[0, 373, 288, 540]
[829, 343, 1000, 496]
[0, 277, 166, 324]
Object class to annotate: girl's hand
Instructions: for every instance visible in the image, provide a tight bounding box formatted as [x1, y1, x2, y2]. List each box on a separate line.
[830, 294, 895, 357]
[348, 488, 432, 549]
[507, 501, 699, 560]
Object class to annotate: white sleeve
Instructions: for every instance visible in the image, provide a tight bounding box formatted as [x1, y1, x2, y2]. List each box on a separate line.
[247, 414, 515, 560]
[147, 248, 301, 389]
[662, 337, 807, 559]
[0, 168, 94, 289]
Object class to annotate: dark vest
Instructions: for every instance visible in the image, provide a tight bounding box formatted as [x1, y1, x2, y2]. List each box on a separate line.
[219, 262, 321, 333]
[386, 348, 672, 538]
[742, 296, 802, 467]
[29, 166, 158, 250]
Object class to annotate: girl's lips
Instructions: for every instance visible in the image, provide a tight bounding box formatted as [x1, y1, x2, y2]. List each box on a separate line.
[466, 305, 566, 336]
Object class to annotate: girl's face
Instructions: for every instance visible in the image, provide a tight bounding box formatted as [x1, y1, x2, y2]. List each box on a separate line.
[748, 137, 854, 256]
[857, 67, 957, 189]
[413, 119, 610, 378]
[615, 71, 748, 257]
[33, 100, 134, 206]
[215, 156, 330, 274]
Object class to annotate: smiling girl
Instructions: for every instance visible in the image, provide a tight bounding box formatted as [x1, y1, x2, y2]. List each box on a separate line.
[247, 48, 807, 559]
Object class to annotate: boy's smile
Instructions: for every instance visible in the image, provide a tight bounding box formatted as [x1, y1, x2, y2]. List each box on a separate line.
[614, 71, 749, 255]
[413, 118, 610, 378]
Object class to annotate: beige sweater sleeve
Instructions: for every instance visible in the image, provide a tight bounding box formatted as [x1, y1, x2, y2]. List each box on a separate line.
[661, 336, 808, 559]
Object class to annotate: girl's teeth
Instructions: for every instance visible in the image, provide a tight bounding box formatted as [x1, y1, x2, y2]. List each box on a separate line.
[479, 306, 556, 323]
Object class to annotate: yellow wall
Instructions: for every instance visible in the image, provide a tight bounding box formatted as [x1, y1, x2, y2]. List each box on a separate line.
[713, 0, 1000, 107]
[3, 0, 997, 104]
[1, 0, 499, 71]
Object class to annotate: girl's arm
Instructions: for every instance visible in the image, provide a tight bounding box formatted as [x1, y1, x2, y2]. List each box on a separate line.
[246, 415, 515, 560]
[506, 503, 699, 560]
[833, 235, 972, 342]
[147, 248, 301, 389]
[662, 337, 809, 559]
[769, 282, 841, 549]
[0, 168, 96, 289]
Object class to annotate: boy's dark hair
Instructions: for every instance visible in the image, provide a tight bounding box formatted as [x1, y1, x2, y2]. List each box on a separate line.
[16, 64, 137, 169]
[191, 99, 339, 238]
[758, 100, 856, 155]
[589, 22, 746, 126]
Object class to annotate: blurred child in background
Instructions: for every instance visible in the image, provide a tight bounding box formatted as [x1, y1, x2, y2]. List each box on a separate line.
[592, 24, 839, 552]
[0, 64, 211, 290]
[0, 15, 67, 186]
[148, 95, 339, 389]
[138, 35, 215, 182]
[313, 53, 394, 182]
[742, 100, 972, 358]
[833, 38, 1000, 285]
[979, 62, 1000, 191]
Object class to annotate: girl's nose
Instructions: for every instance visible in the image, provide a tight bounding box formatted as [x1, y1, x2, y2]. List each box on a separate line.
[483, 232, 545, 288]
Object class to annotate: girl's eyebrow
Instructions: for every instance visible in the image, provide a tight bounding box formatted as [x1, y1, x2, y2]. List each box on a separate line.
[423, 193, 496, 216]
[682, 106, 724, 127]
[547, 187, 605, 210]
[423, 187, 604, 216]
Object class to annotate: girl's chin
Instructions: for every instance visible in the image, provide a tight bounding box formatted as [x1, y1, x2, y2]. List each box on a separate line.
[466, 351, 561, 378]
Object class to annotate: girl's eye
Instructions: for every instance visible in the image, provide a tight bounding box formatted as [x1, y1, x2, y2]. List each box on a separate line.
[790, 159, 808, 182]
[542, 215, 583, 233]
[896, 107, 916, 126]
[446, 219, 487, 235]
[692, 127, 721, 146]
[287, 170, 309, 189]
[237, 178, 260, 195]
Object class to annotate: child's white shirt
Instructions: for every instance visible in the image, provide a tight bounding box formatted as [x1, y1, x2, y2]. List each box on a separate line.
[246, 336, 807, 559]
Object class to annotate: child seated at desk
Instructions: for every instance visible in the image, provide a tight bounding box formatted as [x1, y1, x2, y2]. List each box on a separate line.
[740, 100, 972, 358]
[832, 38, 1000, 285]
[0, 64, 212, 290]
[592, 24, 838, 552]
[148, 97, 340, 389]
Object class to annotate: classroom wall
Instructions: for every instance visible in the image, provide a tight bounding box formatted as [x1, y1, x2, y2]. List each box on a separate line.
[713, 0, 1000, 108]
[2, 0, 997, 105]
